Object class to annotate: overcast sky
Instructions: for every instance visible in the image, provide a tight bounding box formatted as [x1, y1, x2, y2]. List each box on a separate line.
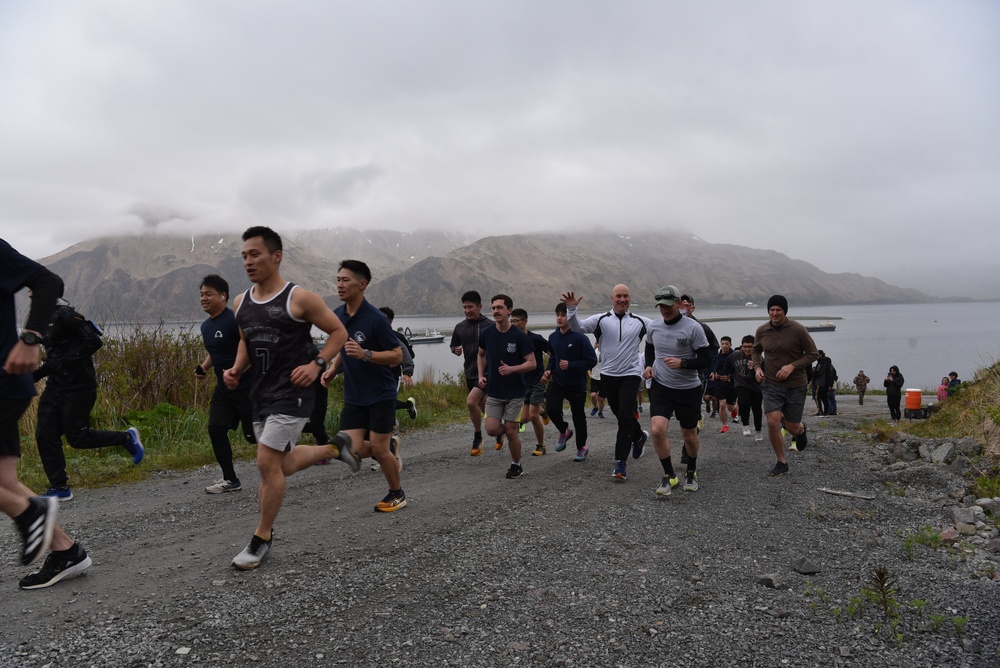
[2, 1, 997, 298]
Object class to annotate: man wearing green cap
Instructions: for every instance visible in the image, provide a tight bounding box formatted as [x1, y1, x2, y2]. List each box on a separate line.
[643, 285, 712, 495]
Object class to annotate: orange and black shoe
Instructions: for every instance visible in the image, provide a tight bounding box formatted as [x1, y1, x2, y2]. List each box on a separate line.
[374, 490, 407, 512]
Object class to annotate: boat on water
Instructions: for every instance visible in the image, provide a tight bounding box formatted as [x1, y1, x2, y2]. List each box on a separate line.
[745, 301, 758, 308]
[806, 321, 836, 333]
[403, 326, 446, 344]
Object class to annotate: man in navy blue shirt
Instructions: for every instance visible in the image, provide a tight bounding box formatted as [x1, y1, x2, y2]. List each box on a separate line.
[477, 295, 536, 479]
[324, 260, 405, 512]
[543, 303, 597, 462]
[197, 274, 255, 494]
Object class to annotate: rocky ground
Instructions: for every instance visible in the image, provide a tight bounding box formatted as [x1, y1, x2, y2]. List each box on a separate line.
[2, 397, 999, 667]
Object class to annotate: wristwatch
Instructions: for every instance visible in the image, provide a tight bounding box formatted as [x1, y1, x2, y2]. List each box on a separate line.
[363, 349, 373, 362]
[19, 331, 43, 346]
[314, 356, 327, 368]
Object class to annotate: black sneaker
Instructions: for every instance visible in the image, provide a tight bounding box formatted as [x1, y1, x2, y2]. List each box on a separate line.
[16, 496, 57, 566]
[796, 426, 808, 451]
[19, 543, 92, 590]
[505, 463, 524, 479]
[769, 461, 789, 477]
[406, 397, 418, 420]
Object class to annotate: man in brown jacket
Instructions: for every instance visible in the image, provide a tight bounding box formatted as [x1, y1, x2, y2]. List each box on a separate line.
[751, 295, 818, 477]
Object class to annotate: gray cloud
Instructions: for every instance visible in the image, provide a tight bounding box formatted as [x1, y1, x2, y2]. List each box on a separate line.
[1, 0, 997, 296]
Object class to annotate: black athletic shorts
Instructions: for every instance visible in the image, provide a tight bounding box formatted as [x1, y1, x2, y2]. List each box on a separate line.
[0, 398, 32, 458]
[649, 381, 702, 430]
[590, 377, 604, 396]
[209, 387, 253, 430]
[465, 376, 479, 392]
[340, 399, 396, 435]
[716, 386, 738, 404]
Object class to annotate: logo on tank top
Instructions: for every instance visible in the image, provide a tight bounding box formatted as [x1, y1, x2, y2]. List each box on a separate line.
[266, 306, 284, 319]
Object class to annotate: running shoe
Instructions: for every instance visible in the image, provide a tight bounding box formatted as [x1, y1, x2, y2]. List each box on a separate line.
[655, 475, 678, 497]
[632, 430, 649, 460]
[518, 423, 526, 433]
[532, 445, 546, 456]
[555, 428, 573, 452]
[540, 404, 550, 425]
[754, 432, 764, 442]
[505, 463, 524, 479]
[697, 415, 704, 431]
[371, 459, 381, 471]
[390, 435, 403, 472]
[406, 398, 418, 421]
[590, 408, 598, 417]
[125, 427, 145, 464]
[781, 427, 788, 439]
[796, 425, 808, 451]
[769, 461, 790, 477]
[573, 446, 589, 462]
[720, 425, 729, 434]
[331, 431, 361, 472]
[374, 490, 407, 512]
[684, 471, 699, 492]
[742, 427, 751, 437]
[205, 479, 242, 494]
[16, 496, 57, 566]
[495, 435, 505, 451]
[470, 445, 483, 457]
[597, 411, 605, 419]
[233, 533, 272, 570]
[612, 461, 627, 482]
[790, 438, 798, 452]
[43, 486, 73, 501]
[19, 542, 91, 590]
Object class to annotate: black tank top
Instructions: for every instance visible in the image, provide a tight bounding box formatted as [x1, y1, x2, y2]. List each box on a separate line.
[235, 282, 317, 419]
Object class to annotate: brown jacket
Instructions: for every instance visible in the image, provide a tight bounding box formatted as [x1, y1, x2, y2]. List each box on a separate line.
[751, 318, 819, 388]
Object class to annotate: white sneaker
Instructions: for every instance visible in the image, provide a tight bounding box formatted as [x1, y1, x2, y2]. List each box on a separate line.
[754, 432, 764, 441]
[742, 427, 751, 437]
[205, 479, 242, 494]
[683, 472, 699, 492]
[655, 475, 678, 497]
[232, 534, 272, 570]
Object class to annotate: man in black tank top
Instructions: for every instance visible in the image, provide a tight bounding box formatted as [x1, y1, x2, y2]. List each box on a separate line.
[223, 226, 358, 571]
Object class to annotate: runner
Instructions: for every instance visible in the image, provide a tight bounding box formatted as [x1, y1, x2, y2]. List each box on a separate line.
[197, 274, 255, 494]
[710, 336, 737, 433]
[731, 335, 764, 440]
[543, 303, 597, 462]
[1, 239, 91, 590]
[450, 290, 493, 456]
[510, 308, 549, 456]
[751, 295, 819, 476]
[477, 295, 535, 479]
[643, 286, 711, 496]
[33, 294, 144, 500]
[224, 227, 358, 570]
[324, 261, 406, 512]
[563, 284, 650, 482]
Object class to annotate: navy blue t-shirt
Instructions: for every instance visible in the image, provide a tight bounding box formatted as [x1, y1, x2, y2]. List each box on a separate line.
[0, 239, 43, 400]
[335, 298, 401, 406]
[525, 330, 549, 386]
[201, 307, 250, 390]
[479, 324, 534, 401]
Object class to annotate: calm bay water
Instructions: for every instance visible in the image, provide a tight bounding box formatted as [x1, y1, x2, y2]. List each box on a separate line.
[392, 302, 1000, 391]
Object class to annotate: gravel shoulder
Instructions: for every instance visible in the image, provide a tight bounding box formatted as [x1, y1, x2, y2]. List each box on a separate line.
[2, 399, 999, 667]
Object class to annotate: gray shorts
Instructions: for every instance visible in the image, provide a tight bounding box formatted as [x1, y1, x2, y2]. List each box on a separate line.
[762, 384, 807, 424]
[254, 414, 309, 452]
[486, 396, 525, 423]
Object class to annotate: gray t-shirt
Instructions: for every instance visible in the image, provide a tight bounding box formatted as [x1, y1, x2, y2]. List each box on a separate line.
[645, 315, 709, 390]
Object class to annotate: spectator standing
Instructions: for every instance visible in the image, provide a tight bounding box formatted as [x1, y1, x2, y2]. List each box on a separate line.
[853, 370, 870, 405]
[883, 366, 904, 422]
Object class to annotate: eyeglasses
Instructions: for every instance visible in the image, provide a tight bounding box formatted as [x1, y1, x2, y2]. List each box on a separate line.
[655, 294, 677, 302]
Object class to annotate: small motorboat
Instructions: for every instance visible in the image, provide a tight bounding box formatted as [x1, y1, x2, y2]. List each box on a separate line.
[806, 321, 836, 333]
[404, 326, 446, 344]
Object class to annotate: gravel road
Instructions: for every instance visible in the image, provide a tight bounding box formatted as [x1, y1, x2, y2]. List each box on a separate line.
[2, 398, 999, 667]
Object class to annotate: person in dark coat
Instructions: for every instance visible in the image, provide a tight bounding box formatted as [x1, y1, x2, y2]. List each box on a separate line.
[883, 365, 904, 422]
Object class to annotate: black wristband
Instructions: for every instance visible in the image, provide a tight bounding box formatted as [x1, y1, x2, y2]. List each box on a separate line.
[195, 365, 206, 376]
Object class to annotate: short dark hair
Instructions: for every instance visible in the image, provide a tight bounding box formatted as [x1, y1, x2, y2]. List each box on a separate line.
[741, 335, 755, 345]
[511, 308, 528, 320]
[339, 259, 372, 283]
[721, 336, 731, 344]
[554, 303, 567, 316]
[949, 371, 958, 379]
[200, 274, 229, 300]
[461, 290, 482, 306]
[491, 294, 513, 309]
[379, 306, 395, 322]
[242, 226, 282, 253]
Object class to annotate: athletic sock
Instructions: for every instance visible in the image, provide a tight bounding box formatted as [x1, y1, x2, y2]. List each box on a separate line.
[686, 455, 697, 473]
[660, 457, 675, 477]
